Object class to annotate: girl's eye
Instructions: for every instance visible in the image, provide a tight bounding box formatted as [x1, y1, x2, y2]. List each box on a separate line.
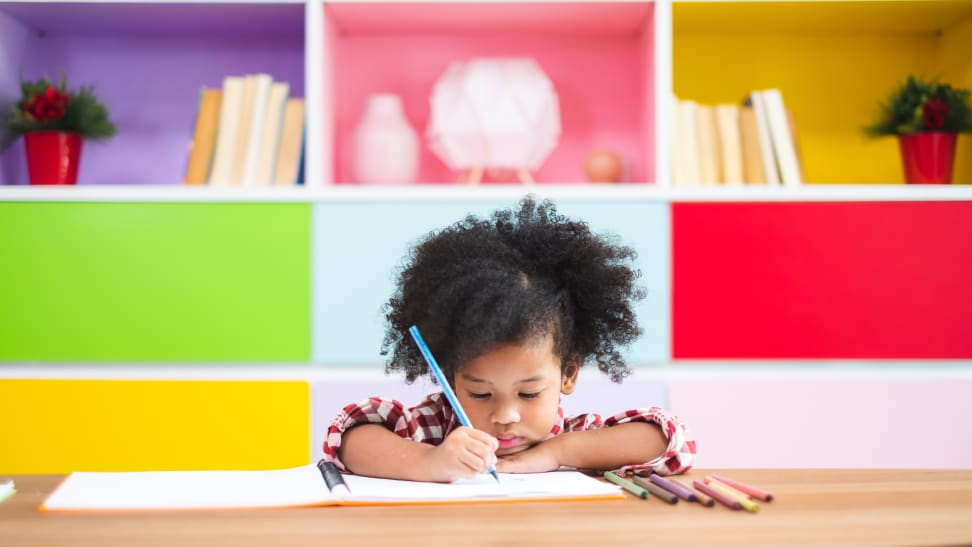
[468, 392, 491, 400]
[519, 392, 541, 399]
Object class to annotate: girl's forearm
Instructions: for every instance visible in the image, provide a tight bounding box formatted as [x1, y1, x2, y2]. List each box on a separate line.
[552, 422, 668, 471]
[339, 424, 438, 481]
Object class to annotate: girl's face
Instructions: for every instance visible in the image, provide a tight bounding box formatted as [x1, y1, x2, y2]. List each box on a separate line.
[453, 336, 578, 457]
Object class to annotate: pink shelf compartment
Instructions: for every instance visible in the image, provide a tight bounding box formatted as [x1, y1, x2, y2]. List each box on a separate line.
[321, 2, 657, 186]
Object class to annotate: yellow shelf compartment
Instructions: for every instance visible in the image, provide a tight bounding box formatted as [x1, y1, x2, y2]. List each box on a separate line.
[673, 0, 972, 185]
[0, 379, 310, 474]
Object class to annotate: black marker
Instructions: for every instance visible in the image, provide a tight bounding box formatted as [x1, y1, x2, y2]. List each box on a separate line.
[317, 460, 351, 496]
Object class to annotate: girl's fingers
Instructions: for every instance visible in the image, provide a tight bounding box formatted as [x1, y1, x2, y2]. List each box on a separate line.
[444, 427, 498, 475]
[465, 438, 495, 460]
[462, 428, 499, 452]
[456, 451, 486, 475]
[460, 444, 495, 473]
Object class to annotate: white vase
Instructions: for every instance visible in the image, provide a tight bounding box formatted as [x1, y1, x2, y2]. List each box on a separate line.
[352, 94, 420, 184]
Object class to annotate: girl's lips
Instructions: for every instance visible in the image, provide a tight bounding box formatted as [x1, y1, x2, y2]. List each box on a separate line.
[496, 436, 521, 449]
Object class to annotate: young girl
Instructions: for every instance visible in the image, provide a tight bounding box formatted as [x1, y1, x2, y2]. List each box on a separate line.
[323, 197, 695, 482]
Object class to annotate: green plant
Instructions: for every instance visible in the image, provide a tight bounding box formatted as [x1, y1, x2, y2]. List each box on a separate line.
[865, 76, 972, 136]
[2, 72, 117, 149]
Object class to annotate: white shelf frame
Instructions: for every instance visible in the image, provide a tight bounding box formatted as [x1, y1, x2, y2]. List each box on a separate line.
[1, 184, 971, 202]
[2, 362, 971, 380]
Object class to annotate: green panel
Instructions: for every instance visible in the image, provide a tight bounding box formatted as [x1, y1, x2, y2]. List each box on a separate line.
[0, 202, 310, 361]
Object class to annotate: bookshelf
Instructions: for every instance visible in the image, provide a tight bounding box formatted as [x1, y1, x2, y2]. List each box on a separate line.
[1, 0, 969, 188]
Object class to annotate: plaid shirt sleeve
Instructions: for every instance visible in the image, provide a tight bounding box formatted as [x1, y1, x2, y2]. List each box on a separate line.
[564, 407, 696, 476]
[321, 394, 455, 471]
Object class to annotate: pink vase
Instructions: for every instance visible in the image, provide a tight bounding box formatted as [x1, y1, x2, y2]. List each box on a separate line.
[352, 94, 419, 184]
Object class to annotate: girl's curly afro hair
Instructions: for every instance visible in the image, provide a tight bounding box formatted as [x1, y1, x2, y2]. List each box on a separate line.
[381, 196, 645, 384]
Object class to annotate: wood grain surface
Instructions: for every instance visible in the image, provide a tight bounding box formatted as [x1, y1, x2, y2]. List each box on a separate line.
[2, 469, 971, 546]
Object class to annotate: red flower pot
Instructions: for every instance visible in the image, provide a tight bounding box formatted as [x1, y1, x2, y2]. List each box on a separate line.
[897, 132, 957, 184]
[24, 131, 82, 185]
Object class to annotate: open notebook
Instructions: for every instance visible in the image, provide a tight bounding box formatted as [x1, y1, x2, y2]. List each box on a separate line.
[41, 464, 623, 511]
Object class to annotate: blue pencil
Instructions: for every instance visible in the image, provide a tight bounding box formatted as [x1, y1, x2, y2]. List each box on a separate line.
[409, 325, 500, 483]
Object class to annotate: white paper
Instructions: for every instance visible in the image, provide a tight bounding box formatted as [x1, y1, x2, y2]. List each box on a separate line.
[43, 466, 328, 510]
[42, 465, 621, 511]
[345, 471, 621, 502]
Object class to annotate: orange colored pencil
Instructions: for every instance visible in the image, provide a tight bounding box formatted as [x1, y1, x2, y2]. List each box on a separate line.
[672, 477, 714, 507]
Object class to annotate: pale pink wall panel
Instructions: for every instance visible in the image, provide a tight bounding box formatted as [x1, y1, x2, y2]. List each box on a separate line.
[669, 378, 972, 469]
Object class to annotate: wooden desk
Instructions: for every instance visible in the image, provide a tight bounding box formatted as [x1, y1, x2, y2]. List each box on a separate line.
[2, 469, 971, 546]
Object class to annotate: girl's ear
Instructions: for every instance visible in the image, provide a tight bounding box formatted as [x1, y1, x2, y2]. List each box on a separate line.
[561, 362, 580, 395]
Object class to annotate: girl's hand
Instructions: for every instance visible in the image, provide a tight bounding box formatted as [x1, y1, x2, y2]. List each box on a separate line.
[427, 426, 498, 482]
[495, 439, 563, 474]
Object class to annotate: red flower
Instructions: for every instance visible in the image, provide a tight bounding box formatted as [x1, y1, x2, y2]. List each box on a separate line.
[922, 97, 948, 130]
[23, 85, 70, 123]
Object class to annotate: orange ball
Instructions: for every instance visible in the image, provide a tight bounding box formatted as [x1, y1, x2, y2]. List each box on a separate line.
[584, 150, 623, 183]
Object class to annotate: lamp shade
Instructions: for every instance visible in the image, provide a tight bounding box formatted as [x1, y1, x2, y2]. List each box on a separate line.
[426, 58, 561, 172]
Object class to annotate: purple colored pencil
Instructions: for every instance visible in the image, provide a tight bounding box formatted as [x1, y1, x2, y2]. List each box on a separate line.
[649, 473, 697, 502]
[693, 480, 742, 510]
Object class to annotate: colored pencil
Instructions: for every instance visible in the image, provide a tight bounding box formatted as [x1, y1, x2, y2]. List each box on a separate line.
[671, 477, 716, 507]
[409, 325, 499, 483]
[604, 471, 651, 499]
[705, 479, 760, 513]
[648, 473, 697, 502]
[632, 476, 679, 504]
[682, 481, 716, 507]
[693, 480, 742, 510]
[708, 474, 774, 502]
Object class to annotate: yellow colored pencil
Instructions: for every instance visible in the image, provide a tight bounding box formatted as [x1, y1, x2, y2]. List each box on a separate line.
[705, 479, 760, 513]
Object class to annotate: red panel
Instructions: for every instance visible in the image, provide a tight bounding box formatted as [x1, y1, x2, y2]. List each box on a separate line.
[672, 202, 972, 359]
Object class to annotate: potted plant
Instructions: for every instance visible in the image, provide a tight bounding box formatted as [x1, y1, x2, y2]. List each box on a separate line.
[2, 72, 116, 185]
[865, 75, 972, 184]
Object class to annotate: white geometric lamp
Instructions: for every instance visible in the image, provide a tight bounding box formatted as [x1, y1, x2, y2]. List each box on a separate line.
[427, 58, 561, 184]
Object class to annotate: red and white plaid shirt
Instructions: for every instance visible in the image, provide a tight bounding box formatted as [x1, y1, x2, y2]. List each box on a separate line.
[323, 392, 696, 476]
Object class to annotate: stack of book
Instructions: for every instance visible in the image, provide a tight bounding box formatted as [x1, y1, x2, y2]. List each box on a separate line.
[184, 73, 305, 187]
[672, 89, 804, 187]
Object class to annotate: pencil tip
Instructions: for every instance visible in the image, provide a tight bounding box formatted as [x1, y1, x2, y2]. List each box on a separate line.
[491, 470, 500, 483]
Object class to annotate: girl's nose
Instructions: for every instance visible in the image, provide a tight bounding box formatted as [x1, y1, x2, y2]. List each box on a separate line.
[492, 404, 520, 425]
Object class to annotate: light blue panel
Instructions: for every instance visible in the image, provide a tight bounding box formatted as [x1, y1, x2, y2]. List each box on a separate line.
[554, 200, 669, 366]
[312, 198, 668, 367]
[313, 200, 510, 366]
